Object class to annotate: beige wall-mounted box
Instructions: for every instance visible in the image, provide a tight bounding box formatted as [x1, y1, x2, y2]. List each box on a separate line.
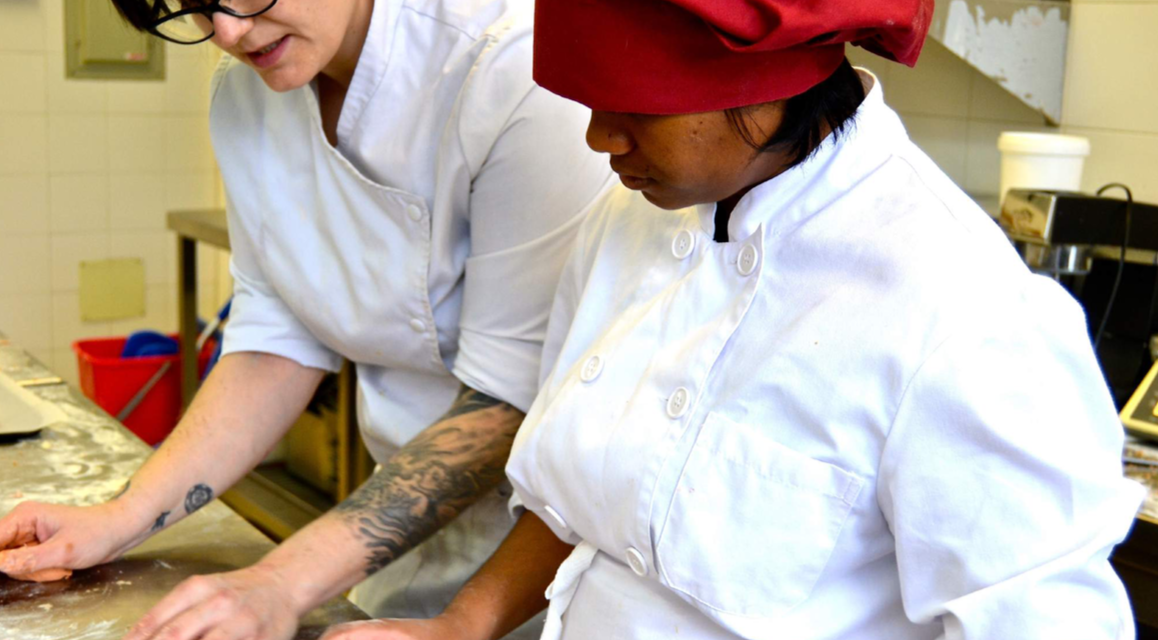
[79, 258, 146, 322]
[65, 0, 165, 80]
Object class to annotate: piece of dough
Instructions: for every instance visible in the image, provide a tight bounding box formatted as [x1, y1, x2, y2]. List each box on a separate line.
[0, 540, 72, 583]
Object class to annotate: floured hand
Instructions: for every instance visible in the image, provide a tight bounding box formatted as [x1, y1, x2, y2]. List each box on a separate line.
[0, 540, 72, 582]
[0, 500, 137, 582]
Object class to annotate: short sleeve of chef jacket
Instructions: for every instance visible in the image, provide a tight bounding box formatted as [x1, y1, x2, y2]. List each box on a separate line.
[210, 57, 342, 373]
[448, 30, 615, 412]
[220, 197, 343, 373]
[878, 275, 1143, 636]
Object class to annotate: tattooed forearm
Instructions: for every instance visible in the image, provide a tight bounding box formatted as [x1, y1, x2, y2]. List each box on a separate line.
[334, 384, 523, 576]
[440, 384, 508, 419]
[184, 483, 214, 515]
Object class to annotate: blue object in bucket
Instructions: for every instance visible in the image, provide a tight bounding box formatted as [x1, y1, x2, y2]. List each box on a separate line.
[198, 298, 232, 380]
[119, 298, 231, 378]
[121, 331, 179, 358]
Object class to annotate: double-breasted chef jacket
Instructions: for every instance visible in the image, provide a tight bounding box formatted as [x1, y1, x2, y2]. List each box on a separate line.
[209, 0, 613, 623]
[506, 73, 1144, 640]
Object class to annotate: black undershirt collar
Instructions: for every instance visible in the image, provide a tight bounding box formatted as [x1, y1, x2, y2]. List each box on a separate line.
[713, 205, 731, 243]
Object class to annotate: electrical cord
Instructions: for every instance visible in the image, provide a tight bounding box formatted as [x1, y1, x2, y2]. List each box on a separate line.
[1093, 183, 1134, 350]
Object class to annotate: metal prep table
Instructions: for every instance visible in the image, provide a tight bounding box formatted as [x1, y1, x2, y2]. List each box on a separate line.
[0, 333, 368, 639]
[166, 209, 374, 540]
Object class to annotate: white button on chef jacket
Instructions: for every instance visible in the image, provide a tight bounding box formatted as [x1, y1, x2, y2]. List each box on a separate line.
[625, 547, 648, 577]
[579, 355, 603, 382]
[508, 73, 1141, 640]
[672, 229, 696, 259]
[210, 0, 613, 627]
[666, 387, 691, 418]
[737, 244, 759, 276]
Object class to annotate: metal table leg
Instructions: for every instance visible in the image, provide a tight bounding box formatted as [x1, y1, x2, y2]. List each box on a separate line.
[177, 236, 199, 409]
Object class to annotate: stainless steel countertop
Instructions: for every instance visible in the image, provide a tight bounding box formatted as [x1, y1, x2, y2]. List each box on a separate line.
[0, 337, 367, 639]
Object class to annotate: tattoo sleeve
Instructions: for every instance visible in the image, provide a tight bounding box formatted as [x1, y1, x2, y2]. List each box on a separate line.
[334, 384, 524, 576]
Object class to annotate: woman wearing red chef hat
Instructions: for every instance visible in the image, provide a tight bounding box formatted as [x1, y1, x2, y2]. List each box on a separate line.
[321, 1, 1142, 639]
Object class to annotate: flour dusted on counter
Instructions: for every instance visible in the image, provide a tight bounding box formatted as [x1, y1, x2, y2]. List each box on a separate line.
[0, 421, 141, 513]
[0, 618, 123, 640]
[0, 371, 147, 515]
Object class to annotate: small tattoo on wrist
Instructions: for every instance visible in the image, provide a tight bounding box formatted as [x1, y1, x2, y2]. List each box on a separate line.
[184, 484, 214, 515]
[150, 511, 170, 532]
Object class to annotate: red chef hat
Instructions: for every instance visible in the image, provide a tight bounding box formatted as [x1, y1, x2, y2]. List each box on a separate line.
[534, 0, 934, 114]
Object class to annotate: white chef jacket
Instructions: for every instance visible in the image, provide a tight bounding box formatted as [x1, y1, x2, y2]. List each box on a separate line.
[208, 0, 612, 624]
[506, 74, 1144, 640]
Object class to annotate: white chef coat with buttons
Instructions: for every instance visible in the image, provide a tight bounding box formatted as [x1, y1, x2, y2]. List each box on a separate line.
[506, 74, 1143, 640]
[208, 0, 613, 624]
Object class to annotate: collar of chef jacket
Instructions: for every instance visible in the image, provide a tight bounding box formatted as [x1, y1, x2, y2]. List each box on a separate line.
[330, 0, 402, 148]
[692, 71, 903, 244]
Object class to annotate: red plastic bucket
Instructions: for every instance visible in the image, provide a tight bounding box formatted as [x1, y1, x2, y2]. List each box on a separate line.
[72, 335, 214, 446]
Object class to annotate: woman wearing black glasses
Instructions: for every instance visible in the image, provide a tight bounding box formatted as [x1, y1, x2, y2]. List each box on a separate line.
[0, 1, 611, 639]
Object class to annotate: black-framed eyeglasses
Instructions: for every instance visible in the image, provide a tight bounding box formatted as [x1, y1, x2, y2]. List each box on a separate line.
[146, 0, 279, 45]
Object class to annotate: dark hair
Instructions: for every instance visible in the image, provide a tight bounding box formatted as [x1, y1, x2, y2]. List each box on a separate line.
[109, 0, 164, 32]
[725, 57, 866, 169]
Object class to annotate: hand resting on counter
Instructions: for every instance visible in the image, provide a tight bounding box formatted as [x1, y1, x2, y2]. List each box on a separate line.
[0, 499, 142, 582]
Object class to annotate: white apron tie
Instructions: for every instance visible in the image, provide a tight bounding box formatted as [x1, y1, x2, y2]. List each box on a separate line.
[540, 540, 599, 640]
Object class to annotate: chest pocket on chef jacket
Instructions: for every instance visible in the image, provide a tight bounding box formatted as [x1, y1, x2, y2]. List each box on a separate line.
[655, 412, 863, 618]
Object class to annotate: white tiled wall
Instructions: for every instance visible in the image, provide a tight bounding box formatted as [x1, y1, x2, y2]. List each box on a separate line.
[853, 0, 1158, 205]
[0, 0, 225, 385]
[1063, 0, 1158, 204]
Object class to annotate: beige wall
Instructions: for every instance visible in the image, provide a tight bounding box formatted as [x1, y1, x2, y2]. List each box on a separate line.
[0, 0, 226, 385]
[852, 0, 1158, 205]
[1062, 0, 1158, 204]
